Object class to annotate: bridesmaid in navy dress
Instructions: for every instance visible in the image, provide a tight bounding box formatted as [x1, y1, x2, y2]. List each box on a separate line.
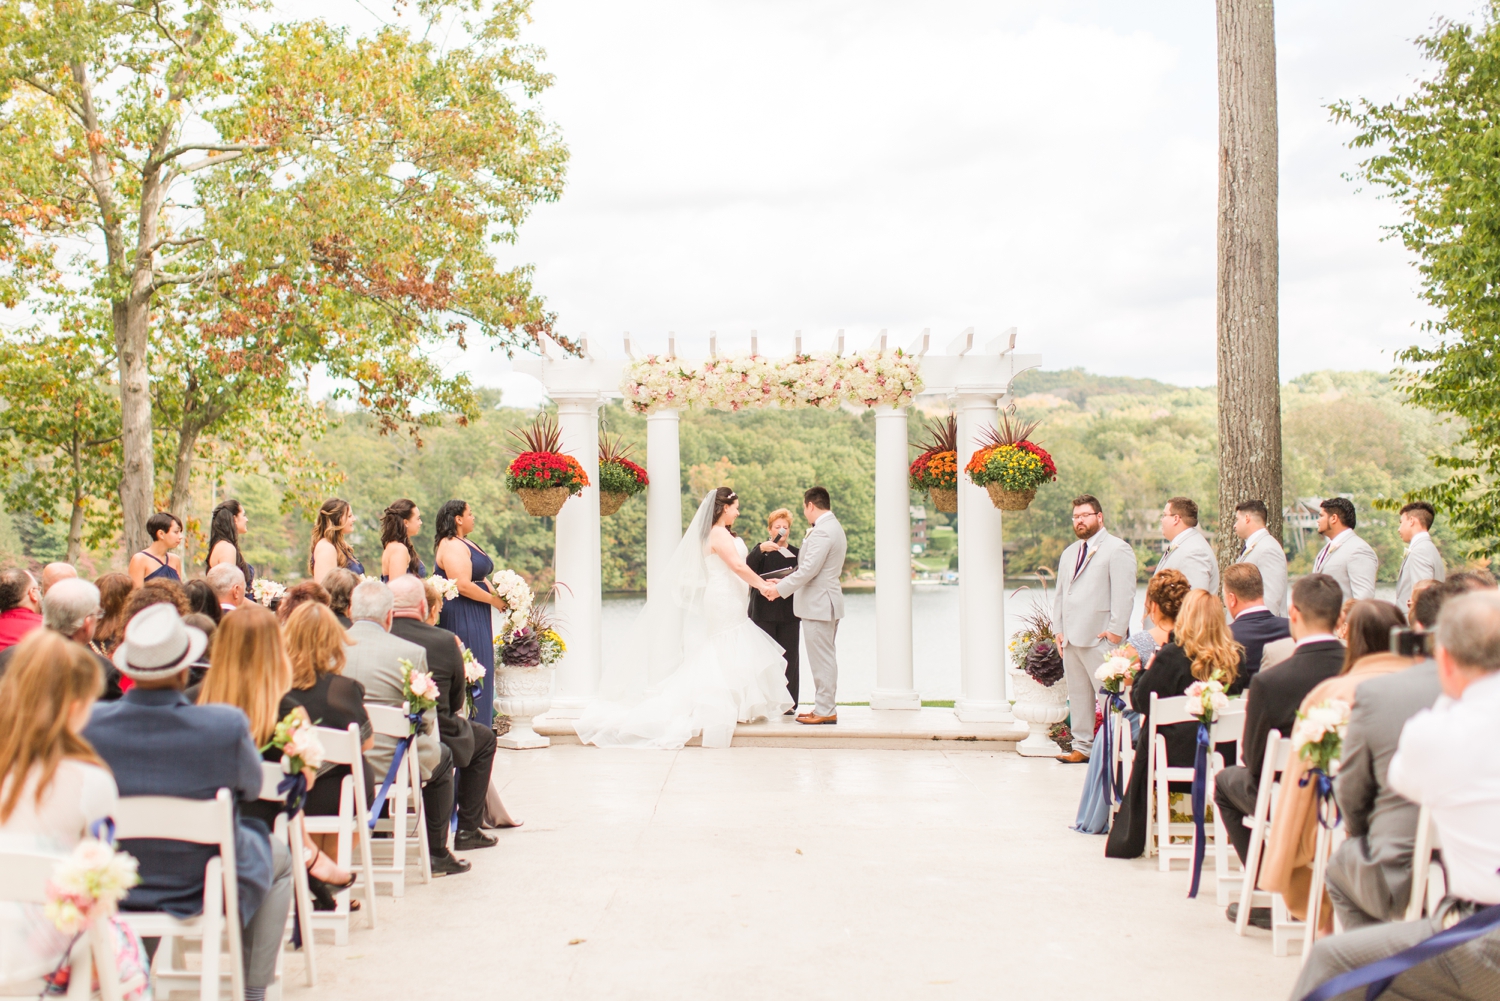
[206, 499, 256, 597]
[128, 513, 184, 589]
[434, 499, 501, 726]
[379, 499, 426, 581]
[309, 498, 365, 584]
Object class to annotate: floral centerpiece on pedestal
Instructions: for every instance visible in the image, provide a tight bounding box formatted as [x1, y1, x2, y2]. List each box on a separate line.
[964, 411, 1057, 512]
[909, 415, 959, 513]
[1007, 574, 1071, 757]
[505, 414, 589, 518]
[494, 597, 564, 751]
[598, 430, 649, 517]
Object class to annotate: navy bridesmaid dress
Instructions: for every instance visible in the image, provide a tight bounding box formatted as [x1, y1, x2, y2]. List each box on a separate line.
[436, 539, 496, 725]
[138, 551, 180, 583]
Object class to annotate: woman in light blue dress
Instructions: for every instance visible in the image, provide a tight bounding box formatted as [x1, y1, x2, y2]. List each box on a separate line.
[1070, 617, 1170, 835]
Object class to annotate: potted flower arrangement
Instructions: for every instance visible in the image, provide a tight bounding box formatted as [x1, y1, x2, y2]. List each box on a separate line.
[598, 430, 649, 517]
[494, 592, 564, 750]
[505, 414, 589, 518]
[965, 411, 1057, 511]
[908, 415, 959, 513]
[1006, 573, 1071, 757]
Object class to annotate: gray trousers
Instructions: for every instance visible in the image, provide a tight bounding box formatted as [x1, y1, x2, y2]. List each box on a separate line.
[1324, 837, 1408, 931]
[1062, 642, 1106, 755]
[243, 837, 293, 988]
[802, 618, 839, 716]
[1290, 901, 1500, 1001]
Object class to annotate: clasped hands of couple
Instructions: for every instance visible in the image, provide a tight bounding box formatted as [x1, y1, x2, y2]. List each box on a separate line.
[754, 579, 783, 601]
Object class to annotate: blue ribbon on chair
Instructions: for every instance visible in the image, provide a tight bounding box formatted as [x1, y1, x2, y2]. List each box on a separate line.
[1187, 722, 1211, 899]
[1298, 767, 1341, 830]
[469, 681, 483, 720]
[367, 710, 425, 830]
[88, 816, 115, 844]
[1099, 688, 1127, 806]
[277, 771, 309, 818]
[1300, 902, 1500, 1001]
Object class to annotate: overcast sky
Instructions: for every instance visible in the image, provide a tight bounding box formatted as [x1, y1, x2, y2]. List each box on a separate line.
[314, 0, 1479, 403]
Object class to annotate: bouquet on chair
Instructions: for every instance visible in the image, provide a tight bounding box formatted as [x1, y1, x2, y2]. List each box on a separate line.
[264, 708, 326, 815]
[1183, 675, 1229, 724]
[1183, 673, 1229, 899]
[1095, 644, 1141, 695]
[1292, 699, 1352, 829]
[461, 644, 485, 718]
[43, 837, 151, 1001]
[400, 658, 441, 733]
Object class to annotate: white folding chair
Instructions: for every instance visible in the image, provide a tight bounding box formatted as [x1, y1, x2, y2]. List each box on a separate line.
[301, 723, 378, 944]
[1106, 704, 1135, 824]
[1404, 805, 1445, 921]
[258, 762, 316, 986]
[113, 788, 245, 1001]
[1301, 812, 1346, 966]
[364, 703, 432, 895]
[0, 849, 123, 1001]
[1232, 732, 1306, 954]
[1146, 694, 1199, 869]
[1208, 706, 1248, 903]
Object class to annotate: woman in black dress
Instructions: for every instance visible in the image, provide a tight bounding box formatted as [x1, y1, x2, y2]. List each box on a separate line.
[1106, 580, 1243, 859]
[744, 507, 801, 715]
[281, 602, 374, 817]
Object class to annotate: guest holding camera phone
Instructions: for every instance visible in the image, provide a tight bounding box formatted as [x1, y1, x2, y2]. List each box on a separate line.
[746, 508, 801, 716]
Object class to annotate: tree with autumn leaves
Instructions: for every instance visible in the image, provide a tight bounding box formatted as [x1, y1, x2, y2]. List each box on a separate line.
[0, 0, 569, 552]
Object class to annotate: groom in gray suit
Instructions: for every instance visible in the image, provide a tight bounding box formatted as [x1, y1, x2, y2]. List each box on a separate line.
[1052, 495, 1137, 762]
[775, 486, 847, 725]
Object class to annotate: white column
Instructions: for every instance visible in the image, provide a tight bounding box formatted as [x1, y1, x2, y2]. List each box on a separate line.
[646, 409, 683, 603]
[954, 392, 1015, 723]
[549, 391, 602, 716]
[870, 406, 919, 710]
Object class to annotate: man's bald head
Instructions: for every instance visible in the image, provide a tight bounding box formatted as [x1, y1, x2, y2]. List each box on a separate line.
[40, 563, 76, 594]
[389, 574, 428, 618]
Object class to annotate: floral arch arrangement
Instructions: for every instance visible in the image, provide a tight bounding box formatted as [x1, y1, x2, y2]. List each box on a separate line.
[621, 349, 923, 414]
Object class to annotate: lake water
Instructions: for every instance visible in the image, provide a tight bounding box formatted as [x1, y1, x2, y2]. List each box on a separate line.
[601, 581, 1400, 703]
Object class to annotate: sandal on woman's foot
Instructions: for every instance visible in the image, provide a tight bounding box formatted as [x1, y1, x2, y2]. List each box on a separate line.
[306, 845, 355, 889]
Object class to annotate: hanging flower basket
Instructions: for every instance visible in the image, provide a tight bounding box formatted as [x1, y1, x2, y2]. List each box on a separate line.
[965, 411, 1056, 512]
[909, 415, 958, 512]
[598, 430, 648, 518]
[506, 414, 589, 518]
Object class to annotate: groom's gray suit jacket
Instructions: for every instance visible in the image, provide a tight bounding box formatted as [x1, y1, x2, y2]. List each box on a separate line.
[775, 512, 846, 620]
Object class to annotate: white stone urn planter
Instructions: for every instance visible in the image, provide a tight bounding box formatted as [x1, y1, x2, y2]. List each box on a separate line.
[495, 664, 555, 749]
[1009, 667, 1070, 757]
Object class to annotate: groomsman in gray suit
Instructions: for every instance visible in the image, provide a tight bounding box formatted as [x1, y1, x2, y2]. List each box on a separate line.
[1142, 496, 1217, 628]
[1052, 495, 1137, 763]
[1395, 501, 1445, 610]
[1312, 497, 1379, 601]
[1233, 499, 1289, 617]
[776, 486, 847, 726]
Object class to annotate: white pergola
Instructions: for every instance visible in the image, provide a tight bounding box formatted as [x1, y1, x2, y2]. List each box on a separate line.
[514, 330, 1040, 720]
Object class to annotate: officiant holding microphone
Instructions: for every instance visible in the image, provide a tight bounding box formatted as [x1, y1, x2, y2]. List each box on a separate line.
[746, 508, 801, 715]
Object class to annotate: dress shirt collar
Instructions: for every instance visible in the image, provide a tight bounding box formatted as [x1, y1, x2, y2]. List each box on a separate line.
[1243, 527, 1270, 551]
[1407, 530, 1430, 550]
[1234, 606, 1272, 620]
[1166, 527, 1194, 551]
[1295, 633, 1340, 649]
[1324, 528, 1354, 549]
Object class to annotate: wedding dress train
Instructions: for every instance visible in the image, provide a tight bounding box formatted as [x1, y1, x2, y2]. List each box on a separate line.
[575, 496, 793, 749]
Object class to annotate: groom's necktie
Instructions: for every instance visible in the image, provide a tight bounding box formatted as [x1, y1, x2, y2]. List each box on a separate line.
[1073, 542, 1088, 581]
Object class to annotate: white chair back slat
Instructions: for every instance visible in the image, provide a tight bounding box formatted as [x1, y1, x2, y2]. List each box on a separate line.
[257, 763, 317, 985]
[314, 725, 360, 766]
[1150, 694, 1193, 727]
[303, 723, 378, 943]
[365, 702, 411, 738]
[1210, 707, 1247, 747]
[112, 793, 231, 844]
[259, 762, 285, 801]
[1405, 804, 1436, 921]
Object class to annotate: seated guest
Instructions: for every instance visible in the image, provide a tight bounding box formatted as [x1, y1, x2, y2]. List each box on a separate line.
[0, 569, 43, 650]
[1104, 571, 1199, 859]
[282, 602, 374, 822]
[127, 512, 184, 588]
[0, 630, 119, 984]
[387, 574, 497, 851]
[39, 562, 76, 595]
[1071, 576, 1174, 836]
[1223, 562, 1290, 687]
[340, 580, 468, 875]
[124, 579, 191, 622]
[182, 613, 216, 686]
[84, 605, 292, 1001]
[1324, 574, 1496, 932]
[1261, 600, 1415, 929]
[275, 580, 331, 625]
[91, 572, 134, 656]
[0, 578, 120, 699]
[207, 564, 247, 614]
[183, 579, 223, 625]
[1407, 577, 1437, 626]
[1219, 573, 1347, 927]
[324, 569, 359, 629]
[423, 578, 446, 625]
[1290, 591, 1500, 1001]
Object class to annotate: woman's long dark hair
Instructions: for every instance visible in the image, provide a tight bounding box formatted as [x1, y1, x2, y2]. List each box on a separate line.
[206, 499, 247, 574]
[381, 499, 420, 572]
[307, 498, 355, 575]
[1342, 600, 1407, 673]
[434, 500, 469, 545]
[711, 487, 738, 537]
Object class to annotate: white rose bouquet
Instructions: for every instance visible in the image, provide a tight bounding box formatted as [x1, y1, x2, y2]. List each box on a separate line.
[265, 709, 325, 775]
[400, 658, 441, 731]
[426, 574, 459, 602]
[251, 578, 286, 604]
[1183, 676, 1230, 725]
[45, 839, 140, 935]
[1292, 698, 1352, 775]
[1095, 645, 1141, 695]
[490, 569, 534, 637]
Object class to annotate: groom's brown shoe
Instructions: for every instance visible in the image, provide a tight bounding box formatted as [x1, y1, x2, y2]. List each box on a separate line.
[1054, 750, 1088, 763]
[797, 713, 837, 725]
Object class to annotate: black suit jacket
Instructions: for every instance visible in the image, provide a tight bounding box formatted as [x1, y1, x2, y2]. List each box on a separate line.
[1230, 609, 1291, 686]
[1242, 639, 1345, 791]
[389, 616, 475, 767]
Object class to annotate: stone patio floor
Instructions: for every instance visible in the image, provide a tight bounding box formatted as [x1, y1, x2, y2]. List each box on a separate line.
[296, 743, 1300, 1001]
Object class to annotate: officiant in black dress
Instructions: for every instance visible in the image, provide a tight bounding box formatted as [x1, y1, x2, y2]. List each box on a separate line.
[745, 507, 801, 715]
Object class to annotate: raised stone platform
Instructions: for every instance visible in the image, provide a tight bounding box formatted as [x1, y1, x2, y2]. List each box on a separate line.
[534, 706, 1029, 749]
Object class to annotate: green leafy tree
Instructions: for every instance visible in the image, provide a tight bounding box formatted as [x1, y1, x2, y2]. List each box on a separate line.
[0, 0, 568, 551]
[1332, 5, 1500, 556]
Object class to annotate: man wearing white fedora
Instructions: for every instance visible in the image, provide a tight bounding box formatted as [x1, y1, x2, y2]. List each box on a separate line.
[85, 604, 293, 1001]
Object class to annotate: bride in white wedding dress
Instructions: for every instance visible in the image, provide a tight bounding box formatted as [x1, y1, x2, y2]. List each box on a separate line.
[575, 487, 794, 748]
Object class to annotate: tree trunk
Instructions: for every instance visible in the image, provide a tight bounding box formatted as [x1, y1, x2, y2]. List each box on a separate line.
[167, 419, 200, 524]
[67, 431, 84, 564]
[115, 295, 156, 554]
[1215, 0, 1283, 574]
